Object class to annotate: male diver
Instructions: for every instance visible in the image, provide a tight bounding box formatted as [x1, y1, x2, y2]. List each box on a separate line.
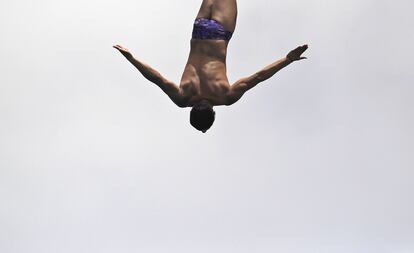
[114, 0, 308, 133]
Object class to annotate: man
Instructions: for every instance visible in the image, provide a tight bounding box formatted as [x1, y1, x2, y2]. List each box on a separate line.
[114, 0, 308, 133]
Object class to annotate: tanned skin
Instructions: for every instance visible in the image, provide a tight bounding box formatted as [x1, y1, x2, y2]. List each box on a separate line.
[114, 0, 308, 108]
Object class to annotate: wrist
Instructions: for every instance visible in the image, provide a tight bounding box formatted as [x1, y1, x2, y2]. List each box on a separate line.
[285, 56, 293, 64]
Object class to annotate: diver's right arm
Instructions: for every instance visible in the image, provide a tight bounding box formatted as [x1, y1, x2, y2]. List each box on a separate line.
[113, 45, 185, 107]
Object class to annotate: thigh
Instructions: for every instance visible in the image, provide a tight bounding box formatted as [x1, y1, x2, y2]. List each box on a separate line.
[211, 0, 237, 33]
[195, 0, 214, 20]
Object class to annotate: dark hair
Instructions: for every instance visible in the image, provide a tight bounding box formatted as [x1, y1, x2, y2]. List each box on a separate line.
[190, 101, 215, 133]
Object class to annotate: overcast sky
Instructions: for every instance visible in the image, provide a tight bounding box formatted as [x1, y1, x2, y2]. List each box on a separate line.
[0, 0, 413, 252]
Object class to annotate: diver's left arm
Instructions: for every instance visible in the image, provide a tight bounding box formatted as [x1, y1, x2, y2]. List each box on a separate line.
[226, 44, 308, 105]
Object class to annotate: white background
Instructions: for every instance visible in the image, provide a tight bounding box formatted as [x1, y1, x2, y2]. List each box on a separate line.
[0, 0, 413, 252]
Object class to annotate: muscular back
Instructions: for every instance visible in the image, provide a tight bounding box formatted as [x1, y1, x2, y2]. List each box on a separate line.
[179, 39, 231, 106]
[179, 0, 238, 107]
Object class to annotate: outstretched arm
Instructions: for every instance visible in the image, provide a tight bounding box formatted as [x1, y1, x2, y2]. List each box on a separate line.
[113, 45, 184, 107]
[227, 44, 308, 105]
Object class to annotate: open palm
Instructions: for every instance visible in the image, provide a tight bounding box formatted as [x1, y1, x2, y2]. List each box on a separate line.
[287, 44, 308, 61]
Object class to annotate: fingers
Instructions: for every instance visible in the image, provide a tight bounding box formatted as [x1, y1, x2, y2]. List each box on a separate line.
[113, 44, 125, 50]
[292, 44, 308, 54]
[301, 44, 308, 52]
[297, 44, 308, 59]
[297, 44, 307, 52]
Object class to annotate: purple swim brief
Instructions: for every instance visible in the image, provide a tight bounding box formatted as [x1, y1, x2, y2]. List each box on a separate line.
[192, 18, 233, 41]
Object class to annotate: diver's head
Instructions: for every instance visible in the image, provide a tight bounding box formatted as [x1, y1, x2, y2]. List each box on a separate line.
[190, 100, 215, 133]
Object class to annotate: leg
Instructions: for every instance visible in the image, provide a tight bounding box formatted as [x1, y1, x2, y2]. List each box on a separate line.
[195, 0, 238, 33]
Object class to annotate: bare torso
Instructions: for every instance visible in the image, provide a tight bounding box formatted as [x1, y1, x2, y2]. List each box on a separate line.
[179, 0, 237, 106]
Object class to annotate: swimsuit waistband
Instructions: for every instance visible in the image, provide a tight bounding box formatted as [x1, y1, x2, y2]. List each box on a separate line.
[192, 18, 233, 41]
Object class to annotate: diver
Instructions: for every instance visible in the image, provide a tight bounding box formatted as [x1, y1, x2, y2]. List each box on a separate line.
[114, 0, 308, 133]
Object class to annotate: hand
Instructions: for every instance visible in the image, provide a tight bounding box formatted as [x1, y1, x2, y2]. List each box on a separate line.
[287, 44, 308, 62]
[113, 44, 133, 59]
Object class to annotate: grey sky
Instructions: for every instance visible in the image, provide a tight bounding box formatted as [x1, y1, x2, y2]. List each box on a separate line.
[0, 0, 413, 252]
